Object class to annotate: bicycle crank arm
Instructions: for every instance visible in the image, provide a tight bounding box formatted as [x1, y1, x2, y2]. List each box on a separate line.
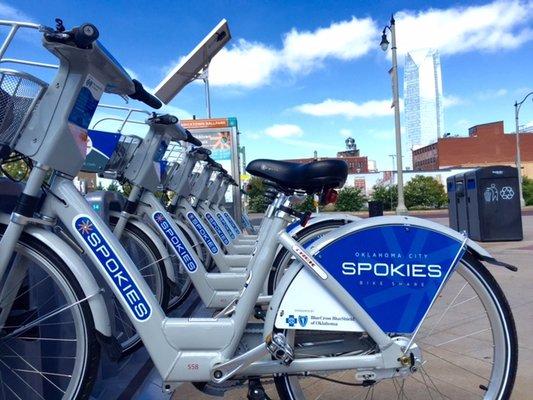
[211, 333, 294, 383]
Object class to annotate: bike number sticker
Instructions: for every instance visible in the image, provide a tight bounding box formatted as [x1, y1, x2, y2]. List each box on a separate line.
[205, 212, 230, 246]
[152, 212, 198, 272]
[186, 212, 219, 255]
[73, 215, 151, 321]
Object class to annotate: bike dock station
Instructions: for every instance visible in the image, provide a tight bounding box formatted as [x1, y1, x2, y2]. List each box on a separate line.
[0, 12, 524, 400]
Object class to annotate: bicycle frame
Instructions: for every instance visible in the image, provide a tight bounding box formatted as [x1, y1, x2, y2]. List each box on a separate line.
[11, 171, 405, 388]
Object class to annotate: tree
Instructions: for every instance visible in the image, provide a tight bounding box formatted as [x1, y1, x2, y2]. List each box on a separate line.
[106, 181, 121, 192]
[335, 187, 366, 212]
[0, 157, 29, 181]
[523, 176, 533, 206]
[404, 175, 447, 209]
[294, 195, 316, 213]
[246, 177, 268, 213]
[371, 184, 398, 211]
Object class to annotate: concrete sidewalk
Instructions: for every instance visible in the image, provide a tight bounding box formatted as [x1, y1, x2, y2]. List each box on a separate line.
[173, 215, 533, 399]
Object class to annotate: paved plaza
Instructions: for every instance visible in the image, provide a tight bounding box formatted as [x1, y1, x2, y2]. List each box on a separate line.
[174, 213, 533, 399]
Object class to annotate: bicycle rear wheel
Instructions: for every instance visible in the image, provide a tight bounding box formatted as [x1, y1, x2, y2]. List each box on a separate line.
[274, 253, 517, 400]
[0, 227, 99, 400]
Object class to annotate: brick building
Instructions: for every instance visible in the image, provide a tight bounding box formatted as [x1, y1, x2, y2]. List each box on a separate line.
[284, 137, 370, 174]
[412, 121, 533, 177]
[284, 154, 369, 174]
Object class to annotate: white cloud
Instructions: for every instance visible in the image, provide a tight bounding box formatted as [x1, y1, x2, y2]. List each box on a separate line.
[0, 2, 32, 21]
[264, 124, 303, 138]
[396, 1, 533, 56]
[171, 16, 376, 89]
[293, 98, 395, 118]
[163, 1, 532, 89]
[209, 39, 280, 88]
[442, 95, 463, 108]
[281, 17, 377, 72]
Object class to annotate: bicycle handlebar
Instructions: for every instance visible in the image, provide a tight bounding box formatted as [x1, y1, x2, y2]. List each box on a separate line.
[129, 79, 162, 109]
[185, 130, 202, 146]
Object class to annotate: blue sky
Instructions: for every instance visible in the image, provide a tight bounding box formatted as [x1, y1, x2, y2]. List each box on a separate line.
[1, 0, 532, 171]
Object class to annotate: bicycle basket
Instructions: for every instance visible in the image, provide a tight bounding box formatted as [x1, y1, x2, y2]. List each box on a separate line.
[0, 69, 47, 158]
[159, 141, 184, 188]
[104, 134, 142, 176]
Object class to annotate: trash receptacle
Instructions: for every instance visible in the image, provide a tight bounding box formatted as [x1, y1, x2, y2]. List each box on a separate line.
[464, 166, 523, 241]
[447, 172, 468, 232]
[368, 200, 384, 217]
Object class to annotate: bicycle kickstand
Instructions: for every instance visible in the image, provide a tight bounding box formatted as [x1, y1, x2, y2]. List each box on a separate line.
[247, 378, 271, 400]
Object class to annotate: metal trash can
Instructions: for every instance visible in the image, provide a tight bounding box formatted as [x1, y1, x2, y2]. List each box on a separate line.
[447, 172, 468, 232]
[462, 166, 523, 241]
[368, 200, 384, 217]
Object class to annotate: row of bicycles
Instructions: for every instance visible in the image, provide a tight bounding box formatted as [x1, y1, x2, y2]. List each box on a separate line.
[0, 19, 519, 400]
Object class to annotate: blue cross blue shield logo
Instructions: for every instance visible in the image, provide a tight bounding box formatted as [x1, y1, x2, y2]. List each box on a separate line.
[298, 315, 308, 327]
[285, 315, 297, 327]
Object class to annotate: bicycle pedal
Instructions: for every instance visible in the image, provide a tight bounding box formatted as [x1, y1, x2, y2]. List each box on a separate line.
[253, 305, 266, 320]
[266, 333, 294, 365]
[247, 378, 271, 400]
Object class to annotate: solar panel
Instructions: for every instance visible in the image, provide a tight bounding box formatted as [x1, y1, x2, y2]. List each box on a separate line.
[154, 19, 231, 104]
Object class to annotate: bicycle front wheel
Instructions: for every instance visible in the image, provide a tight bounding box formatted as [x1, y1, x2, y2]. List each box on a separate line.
[0, 227, 99, 400]
[274, 253, 518, 400]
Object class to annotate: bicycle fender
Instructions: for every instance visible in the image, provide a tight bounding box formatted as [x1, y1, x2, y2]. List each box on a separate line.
[0, 215, 112, 337]
[109, 211, 176, 283]
[286, 213, 361, 236]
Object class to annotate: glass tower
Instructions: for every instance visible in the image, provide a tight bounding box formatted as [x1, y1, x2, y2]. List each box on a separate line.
[403, 49, 444, 155]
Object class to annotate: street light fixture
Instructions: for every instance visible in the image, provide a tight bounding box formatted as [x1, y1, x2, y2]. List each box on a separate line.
[515, 91, 533, 208]
[381, 15, 408, 215]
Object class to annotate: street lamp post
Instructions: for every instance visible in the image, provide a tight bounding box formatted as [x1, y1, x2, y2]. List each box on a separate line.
[381, 15, 408, 215]
[515, 91, 533, 208]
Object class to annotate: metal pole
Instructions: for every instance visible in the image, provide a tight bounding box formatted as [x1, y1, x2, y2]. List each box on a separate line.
[390, 16, 408, 215]
[389, 154, 396, 210]
[515, 102, 525, 207]
[514, 91, 533, 207]
[203, 66, 212, 119]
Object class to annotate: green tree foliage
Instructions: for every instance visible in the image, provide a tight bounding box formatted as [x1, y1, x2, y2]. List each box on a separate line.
[523, 176, 533, 206]
[106, 181, 121, 192]
[294, 195, 316, 213]
[371, 184, 398, 211]
[0, 158, 29, 181]
[246, 177, 268, 213]
[335, 187, 366, 211]
[404, 175, 447, 209]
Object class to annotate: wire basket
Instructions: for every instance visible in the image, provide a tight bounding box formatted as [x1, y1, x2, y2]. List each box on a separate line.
[0, 69, 47, 154]
[104, 134, 142, 176]
[162, 140, 185, 164]
[159, 141, 185, 188]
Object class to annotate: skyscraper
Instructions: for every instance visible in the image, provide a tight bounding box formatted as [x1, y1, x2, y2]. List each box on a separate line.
[404, 49, 444, 154]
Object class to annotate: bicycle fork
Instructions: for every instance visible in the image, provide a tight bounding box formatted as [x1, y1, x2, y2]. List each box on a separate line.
[0, 164, 50, 328]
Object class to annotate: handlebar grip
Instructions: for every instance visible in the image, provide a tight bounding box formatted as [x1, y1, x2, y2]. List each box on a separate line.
[185, 130, 202, 146]
[129, 79, 162, 109]
[152, 114, 178, 125]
